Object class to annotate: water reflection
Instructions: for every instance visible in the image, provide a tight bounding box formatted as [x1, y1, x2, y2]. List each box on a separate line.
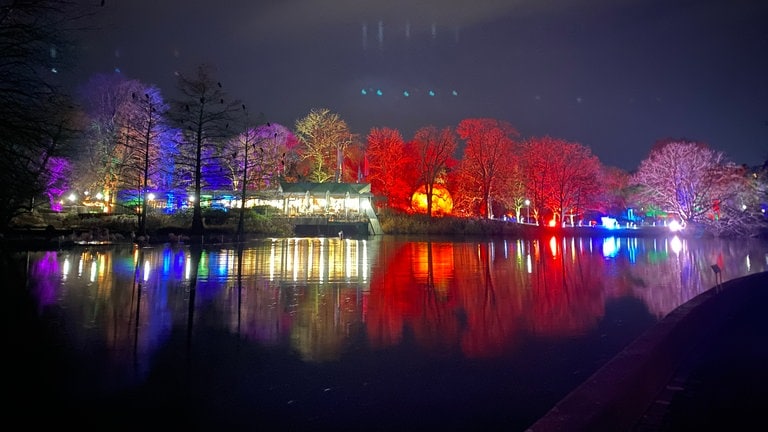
[21, 235, 768, 427]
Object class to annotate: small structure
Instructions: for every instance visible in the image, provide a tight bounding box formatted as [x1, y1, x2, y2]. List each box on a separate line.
[278, 182, 382, 236]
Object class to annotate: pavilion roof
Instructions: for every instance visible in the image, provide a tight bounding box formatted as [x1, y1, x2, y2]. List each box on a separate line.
[278, 182, 371, 197]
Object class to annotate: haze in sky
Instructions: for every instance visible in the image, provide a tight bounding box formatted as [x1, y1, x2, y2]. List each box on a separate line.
[70, 0, 768, 171]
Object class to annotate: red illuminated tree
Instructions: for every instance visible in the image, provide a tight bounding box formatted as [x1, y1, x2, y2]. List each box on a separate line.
[365, 127, 414, 210]
[410, 126, 458, 218]
[456, 118, 519, 218]
[341, 135, 367, 183]
[597, 165, 631, 216]
[520, 136, 600, 225]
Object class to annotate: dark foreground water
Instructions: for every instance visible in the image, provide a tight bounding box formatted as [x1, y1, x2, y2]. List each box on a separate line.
[6, 234, 768, 430]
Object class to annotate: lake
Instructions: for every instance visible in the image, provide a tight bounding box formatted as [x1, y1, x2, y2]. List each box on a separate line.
[8, 234, 768, 430]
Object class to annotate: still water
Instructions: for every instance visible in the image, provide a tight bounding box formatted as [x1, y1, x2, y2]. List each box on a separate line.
[11, 234, 768, 430]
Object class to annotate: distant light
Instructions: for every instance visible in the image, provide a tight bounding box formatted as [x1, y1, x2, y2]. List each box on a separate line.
[361, 89, 367, 95]
[68, 193, 76, 202]
[548, 219, 556, 227]
[403, 90, 410, 97]
[668, 220, 683, 232]
[147, 193, 155, 201]
[428, 90, 435, 96]
[452, 90, 458, 96]
[601, 216, 618, 229]
[376, 89, 382, 96]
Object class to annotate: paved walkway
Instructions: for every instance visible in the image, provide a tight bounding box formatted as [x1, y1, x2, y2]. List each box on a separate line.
[527, 271, 768, 432]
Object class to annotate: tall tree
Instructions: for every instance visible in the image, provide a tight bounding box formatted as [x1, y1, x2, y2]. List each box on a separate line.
[74, 74, 168, 218]
[222, 121, 297, 193]
[633, 139, 764, 235]
[0, 0, 83, 226]
[410, 126, 458, 218]
[456, 118, 519, 218]
[124, 87, 168, 235]
[365, 127, 413, 210]
[520, 136, 600, 225]
[294, 108, 353, 183]
[168, 64, 241, 234]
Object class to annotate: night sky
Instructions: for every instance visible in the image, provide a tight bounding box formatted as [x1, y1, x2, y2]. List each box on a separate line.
[70, 0, 768, 171]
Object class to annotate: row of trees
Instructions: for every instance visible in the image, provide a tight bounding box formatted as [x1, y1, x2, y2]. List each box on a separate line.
[2, 1, 766, 238]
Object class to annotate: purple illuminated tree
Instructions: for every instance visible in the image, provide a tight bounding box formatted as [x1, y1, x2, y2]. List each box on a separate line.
[45, 157, 70, 212]
[632, 139, 764, 236]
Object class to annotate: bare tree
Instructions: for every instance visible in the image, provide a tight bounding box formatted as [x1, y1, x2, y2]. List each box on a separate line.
[75, 74, 164, 218]
[520, 136, 600, 225]
[0, 0, 84, 226]
[125, 88, 168, 235]
[632, 139, 764, 236]
[168, 64, 241, 235]
[295, 108, 353, 183]
[411, 126, 458, 218]
[456, 118, 519, 219]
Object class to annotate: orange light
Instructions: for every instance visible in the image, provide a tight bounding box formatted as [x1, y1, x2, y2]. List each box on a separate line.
[411, 184, 453, 215]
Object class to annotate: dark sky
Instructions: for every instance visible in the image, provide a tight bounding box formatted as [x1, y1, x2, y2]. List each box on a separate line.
[70, 0, 768, 171]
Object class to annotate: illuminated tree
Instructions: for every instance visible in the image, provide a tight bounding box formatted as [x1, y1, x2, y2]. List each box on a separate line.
[222, 120, 298, 193]
[410, 126, 458, 218]
[75, 73, 130, 202]
[294, 108, 353, 183]
[365, 127, 414, 210]
[456, 118, 519, 218]
[342, 136, 367, 183]
[633, 139, 765, 236]
[75, 74, 165, 215]
[168, 64, 241, 234]
[0, 0, 83, 226]
[597, 165, 632, 217]
[124, 88, 168, 235]
[521, 136, 600, 225]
